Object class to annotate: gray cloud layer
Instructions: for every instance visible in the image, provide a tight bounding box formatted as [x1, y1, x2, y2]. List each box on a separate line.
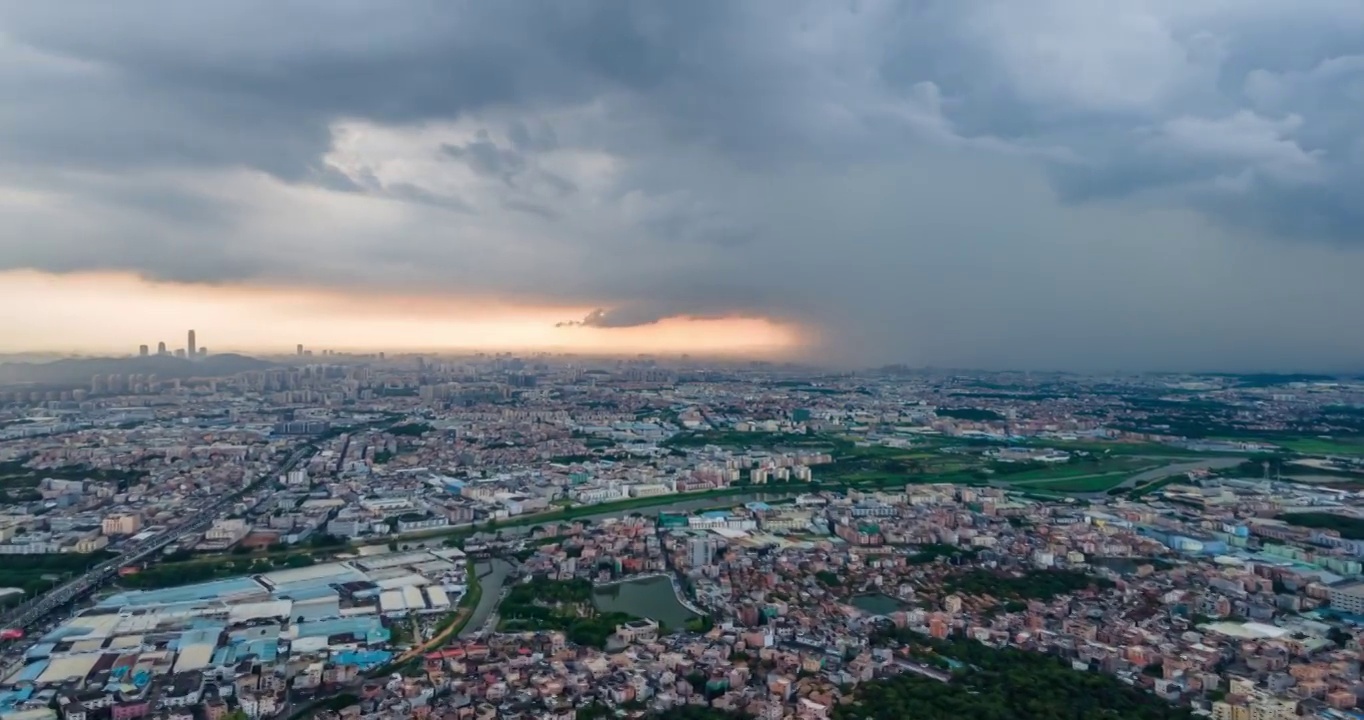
[2, 0, 1364, 370]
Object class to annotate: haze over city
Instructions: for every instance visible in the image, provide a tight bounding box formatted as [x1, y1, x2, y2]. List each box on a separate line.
[2, 1, 1364, 370]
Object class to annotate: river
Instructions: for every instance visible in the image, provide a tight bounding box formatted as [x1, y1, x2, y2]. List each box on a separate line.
[459, 558, 514, 638]
[1111, 457, 1245, 492]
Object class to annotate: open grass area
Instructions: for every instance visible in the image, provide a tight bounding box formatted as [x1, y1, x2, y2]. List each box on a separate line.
[1027, 440, 1214, 458]
[832, 470, 986, 489]
[1274, 437, 1364, 456]
[664, 430, 847, 451]
[1010, 472, 1136, 494]
[992, 458, 1151, 484]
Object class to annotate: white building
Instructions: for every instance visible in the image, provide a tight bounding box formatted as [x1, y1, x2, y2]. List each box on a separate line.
[1329, 582, 1364, 614]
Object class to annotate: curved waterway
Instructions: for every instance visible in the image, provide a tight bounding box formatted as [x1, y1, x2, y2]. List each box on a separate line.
[459, 558, 514, 638]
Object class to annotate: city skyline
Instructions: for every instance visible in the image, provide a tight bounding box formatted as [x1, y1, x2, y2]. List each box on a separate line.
[3, 268, 1363, 373]
[0, 270, 805, 361]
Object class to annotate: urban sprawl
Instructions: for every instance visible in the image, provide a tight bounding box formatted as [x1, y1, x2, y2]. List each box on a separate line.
[0, 347, 1363, 720]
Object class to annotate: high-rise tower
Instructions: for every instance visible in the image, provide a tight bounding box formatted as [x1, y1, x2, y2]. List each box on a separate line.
[187, 329, 197, 357]
[157, 341, 167, 355]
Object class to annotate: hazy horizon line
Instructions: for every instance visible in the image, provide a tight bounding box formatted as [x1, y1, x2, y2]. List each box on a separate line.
[3, 347, 1363, 378]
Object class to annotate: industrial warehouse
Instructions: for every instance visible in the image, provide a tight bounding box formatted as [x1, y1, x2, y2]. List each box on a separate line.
[0, 549, 466, 716]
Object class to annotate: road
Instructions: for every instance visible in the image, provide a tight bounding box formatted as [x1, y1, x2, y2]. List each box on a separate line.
[0, 445, 313, 634]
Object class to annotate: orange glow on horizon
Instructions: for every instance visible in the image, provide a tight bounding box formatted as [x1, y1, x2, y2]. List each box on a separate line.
[0, 270, 808, 357]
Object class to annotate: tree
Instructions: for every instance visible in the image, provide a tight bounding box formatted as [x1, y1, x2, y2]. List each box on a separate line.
[852, 631, 1194, 720]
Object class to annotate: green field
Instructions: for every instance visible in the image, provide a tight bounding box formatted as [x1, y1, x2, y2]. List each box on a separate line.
[664, 430, 846, 450]
[1274, 437, 1364, 456]
[991, 458, 1151, 484]
[833, 470, 986, 488]
[1009, 473, 1136, 494]
[1024, 440, 1214, 458]
[822, 438, 1188, 497]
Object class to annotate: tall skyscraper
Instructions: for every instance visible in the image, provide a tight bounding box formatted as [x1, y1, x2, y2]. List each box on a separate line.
[138, 344, 149, 357]
[297, 344, 304, 356]
[157, 341, 167, 355]
[187, 329, 196, 357]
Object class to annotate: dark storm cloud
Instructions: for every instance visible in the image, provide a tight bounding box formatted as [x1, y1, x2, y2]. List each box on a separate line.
[0, 1, 730, 175]
[501, 199, 559, 221]
[506, 120, 560, 154]
[383, 183, 477, 214]
[2, 0, 1364, 369]
[442, 133, 527, 183]
[557, 307, 671, 329]
[557, 302, 758, 329]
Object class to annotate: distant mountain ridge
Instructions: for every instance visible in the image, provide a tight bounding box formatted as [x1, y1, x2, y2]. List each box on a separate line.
[0, 353, 276, 387]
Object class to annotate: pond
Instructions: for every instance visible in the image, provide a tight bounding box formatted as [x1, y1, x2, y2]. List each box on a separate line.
[850, 592, 909, 615]
[592, 575, 698, 630]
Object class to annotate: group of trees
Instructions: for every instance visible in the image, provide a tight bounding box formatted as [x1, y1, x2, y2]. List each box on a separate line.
[943, 569, 1114, 602]
[906, 543, 978, 565]
[662, 429, 829, 450]
[1275, 512, 1364, 540]
[0, 459, 147, 505]
[119, 561, 240, 588]
[497, 576, 640, 648]
[387, 422, 434, 436]
[118, 551, 317, 589]
[845, 632, 1193, 720]
[549, 454, 595, 464]
[0, 551, 115, 598]
[814, 570, 842, 587]
[578, 703, 746, 720]
[652, 707, 748, 720]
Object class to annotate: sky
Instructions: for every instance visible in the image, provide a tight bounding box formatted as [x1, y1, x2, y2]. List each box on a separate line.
[1, 0, 1363, 370]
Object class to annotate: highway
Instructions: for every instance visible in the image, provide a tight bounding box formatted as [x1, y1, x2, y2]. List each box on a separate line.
[0, 445, 312, 634]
